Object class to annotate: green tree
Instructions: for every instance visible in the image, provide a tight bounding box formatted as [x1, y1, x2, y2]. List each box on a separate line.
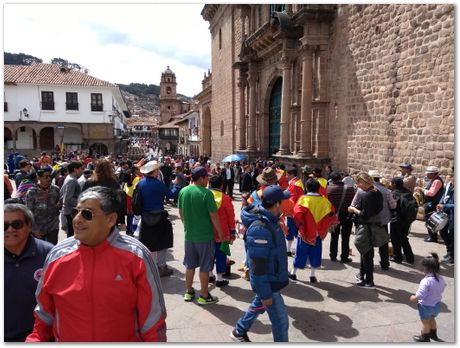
[4, 52, 42, 65]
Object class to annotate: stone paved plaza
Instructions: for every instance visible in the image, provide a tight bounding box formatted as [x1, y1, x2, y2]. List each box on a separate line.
[57, 188, 454, 343]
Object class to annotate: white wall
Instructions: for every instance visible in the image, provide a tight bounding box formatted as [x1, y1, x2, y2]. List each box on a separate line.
[4, 84, 125, 125]
[16, 126, 34, 149]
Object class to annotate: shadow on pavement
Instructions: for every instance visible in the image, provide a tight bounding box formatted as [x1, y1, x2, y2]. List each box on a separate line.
[282, 281, 324, 303]
[287, 305, 359, 342]
[312, 281, 381, 303]
[376, 285, 451, 313]
[200, 303, 272, 335]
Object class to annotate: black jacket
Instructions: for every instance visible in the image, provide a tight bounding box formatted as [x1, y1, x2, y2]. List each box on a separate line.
[221, 167, 235, 182]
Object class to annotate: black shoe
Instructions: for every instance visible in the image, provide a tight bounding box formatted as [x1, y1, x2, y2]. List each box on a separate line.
[413, 333, 430, 342]
[209, 275, 216, 283]
[355, 273, 364, 282]
[230, 328, 251, 342]
[310, 276, 318, 283]
[430, 329, 443, 342]
[389, 256, 402, 264]
[340, 258, 352, 263]
[287, 251, 292, 257]
[381, 265, 389, 271]
[330, 257, 337, 262]
[288, 273, 297, 281]
[216, 279, 229, 287]
[357, 281, 375, 289]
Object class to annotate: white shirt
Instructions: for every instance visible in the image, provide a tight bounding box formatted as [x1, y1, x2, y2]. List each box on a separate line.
[226, 168, 232, 180]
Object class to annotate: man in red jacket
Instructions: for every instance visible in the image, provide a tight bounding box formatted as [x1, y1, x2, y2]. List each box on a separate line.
[26, 186, 167, 342]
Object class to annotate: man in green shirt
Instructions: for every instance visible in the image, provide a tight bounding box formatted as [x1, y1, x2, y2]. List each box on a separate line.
[179, 167, 225, 305]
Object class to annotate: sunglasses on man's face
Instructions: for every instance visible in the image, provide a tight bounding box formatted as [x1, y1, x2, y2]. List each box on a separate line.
[4, 220, 25, 230]
[71, 208, 104, 221]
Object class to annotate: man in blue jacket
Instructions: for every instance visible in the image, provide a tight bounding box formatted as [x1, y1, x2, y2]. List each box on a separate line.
[4, 203, 53, 341]
[231, 185, 290, 342]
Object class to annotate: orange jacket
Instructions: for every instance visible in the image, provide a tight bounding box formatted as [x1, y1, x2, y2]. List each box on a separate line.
[287, 177, 304, 205]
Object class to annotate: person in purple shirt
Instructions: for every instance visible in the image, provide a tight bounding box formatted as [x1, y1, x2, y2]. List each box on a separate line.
[410, 252, 446, 342]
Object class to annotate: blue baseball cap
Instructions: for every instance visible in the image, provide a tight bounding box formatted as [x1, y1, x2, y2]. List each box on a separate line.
[262, 185, 291, 204]
[191, 166, 211, 180]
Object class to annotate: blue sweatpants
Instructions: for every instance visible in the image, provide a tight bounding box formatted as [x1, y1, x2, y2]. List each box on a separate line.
[293, 236, 322, 269]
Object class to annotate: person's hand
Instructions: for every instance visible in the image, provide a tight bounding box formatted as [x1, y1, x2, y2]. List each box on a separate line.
[348, 206, 359, 214]
[415, 187, 423, 193]
[410, 295, 417, 302]
[262, 298, 272, 307]
[436, 204, 444, 212]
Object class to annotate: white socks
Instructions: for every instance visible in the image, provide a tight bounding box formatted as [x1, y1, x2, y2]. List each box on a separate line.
[310, 268, 316, 278]
[287, 240, 293, 252]
[290, 267, 298, 275]
[216, 273, 223, 281]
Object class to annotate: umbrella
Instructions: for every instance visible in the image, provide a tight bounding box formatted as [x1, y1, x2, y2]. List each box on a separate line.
[221, 154, 247, 162]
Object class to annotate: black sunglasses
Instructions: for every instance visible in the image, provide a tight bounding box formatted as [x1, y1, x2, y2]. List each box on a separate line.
[71, 208, 99, 221]
[4, 220, 25, 230]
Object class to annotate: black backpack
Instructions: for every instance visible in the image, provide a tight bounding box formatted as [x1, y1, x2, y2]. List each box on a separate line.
[399, 192, 418, 224]
[132, 184, 143, 216]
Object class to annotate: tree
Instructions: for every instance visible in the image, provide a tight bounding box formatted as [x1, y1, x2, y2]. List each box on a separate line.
[51, 57, 89, 73]
[4, 52, 42, 65]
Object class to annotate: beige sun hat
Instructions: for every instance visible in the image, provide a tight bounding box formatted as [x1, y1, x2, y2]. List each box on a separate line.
[140, 160, 161, 174]
[425, 165, 440, 174]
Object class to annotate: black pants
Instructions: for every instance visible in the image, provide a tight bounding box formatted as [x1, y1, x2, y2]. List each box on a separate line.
[223, 180, 234, 198]
[360, 248, 374, 284]
[44, 229, 59, 245]
[390, 220, 414, 262]
[65, 214, 74, 237]
[440, 225, 454, 259]
[378, 225, 389, 268]
[329, 212, 353, 261]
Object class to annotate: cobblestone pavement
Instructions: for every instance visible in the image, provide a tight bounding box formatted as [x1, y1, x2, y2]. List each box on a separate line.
[57, 188, 455, 343]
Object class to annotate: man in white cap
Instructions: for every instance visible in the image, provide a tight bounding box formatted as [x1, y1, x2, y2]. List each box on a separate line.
[137, 160, 181, 276]
[415, 165, 444, 242]
[399, 163, 417, 192]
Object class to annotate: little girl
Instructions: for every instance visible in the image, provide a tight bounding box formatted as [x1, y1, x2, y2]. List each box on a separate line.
[410, 253, 446, 342]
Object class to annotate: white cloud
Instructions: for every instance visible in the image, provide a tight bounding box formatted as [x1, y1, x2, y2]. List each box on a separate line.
[4, 3, 211, 97]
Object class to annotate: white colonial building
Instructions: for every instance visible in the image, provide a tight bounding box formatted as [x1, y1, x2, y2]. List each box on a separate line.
[4, 63, 130, 156]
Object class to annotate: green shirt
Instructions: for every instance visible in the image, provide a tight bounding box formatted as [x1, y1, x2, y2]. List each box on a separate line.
[178, 184, 218, 242]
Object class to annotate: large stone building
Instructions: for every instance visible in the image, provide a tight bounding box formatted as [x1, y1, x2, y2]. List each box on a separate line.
[159, 66, 191, 124]
[200, 4, 454, 178]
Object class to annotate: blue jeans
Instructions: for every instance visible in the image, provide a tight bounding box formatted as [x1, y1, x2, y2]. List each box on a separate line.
[236, 291, 289, 342]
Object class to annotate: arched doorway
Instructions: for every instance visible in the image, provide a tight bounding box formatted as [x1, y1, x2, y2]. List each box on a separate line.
[39, 127, 55, 150]
[269, 78, 282, 156]
[202, 107, 212, 156]
[4, 127, 13, 149]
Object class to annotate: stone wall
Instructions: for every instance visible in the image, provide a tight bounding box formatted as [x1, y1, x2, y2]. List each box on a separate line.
[329, 4, 454, 178]
[210, 5, 236, 162]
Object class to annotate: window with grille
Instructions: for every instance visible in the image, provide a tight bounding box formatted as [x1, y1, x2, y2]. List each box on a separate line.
[91, 93, 103, 111]
[41, 91, 54, 110]
[66, 92, 79, 110]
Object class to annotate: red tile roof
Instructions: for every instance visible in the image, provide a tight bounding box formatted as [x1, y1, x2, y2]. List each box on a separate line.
[4, 63, 116, 87]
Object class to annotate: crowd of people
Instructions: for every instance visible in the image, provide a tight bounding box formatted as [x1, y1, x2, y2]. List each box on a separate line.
[4, 148, 453, 342]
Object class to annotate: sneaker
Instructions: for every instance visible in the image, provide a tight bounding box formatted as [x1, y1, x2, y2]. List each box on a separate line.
[355, 273, 364, 282]
[357, 281, 375, 289]
[209, 275, 216, 283]
[288, 273, 297, 281]
[197, 293, 219, 305]
[183, 289, 195, 302]
[216, 279, 229, 287]
[310, 276, 318, 283]
[381, 265, 389, 271]
[230, 328, 251, 342]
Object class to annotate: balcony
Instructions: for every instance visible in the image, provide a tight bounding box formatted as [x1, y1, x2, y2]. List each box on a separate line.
[91, 104, 103, 112]
[66, 103, 79, 111]
[41, 101, 55, 110]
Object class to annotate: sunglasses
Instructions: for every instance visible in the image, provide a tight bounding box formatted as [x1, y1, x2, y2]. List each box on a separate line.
[71, 208, 102, 221]
[4, 220, 25, 230]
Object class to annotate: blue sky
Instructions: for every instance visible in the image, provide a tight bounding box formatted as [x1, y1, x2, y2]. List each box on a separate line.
[4, 3, 212, 97]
